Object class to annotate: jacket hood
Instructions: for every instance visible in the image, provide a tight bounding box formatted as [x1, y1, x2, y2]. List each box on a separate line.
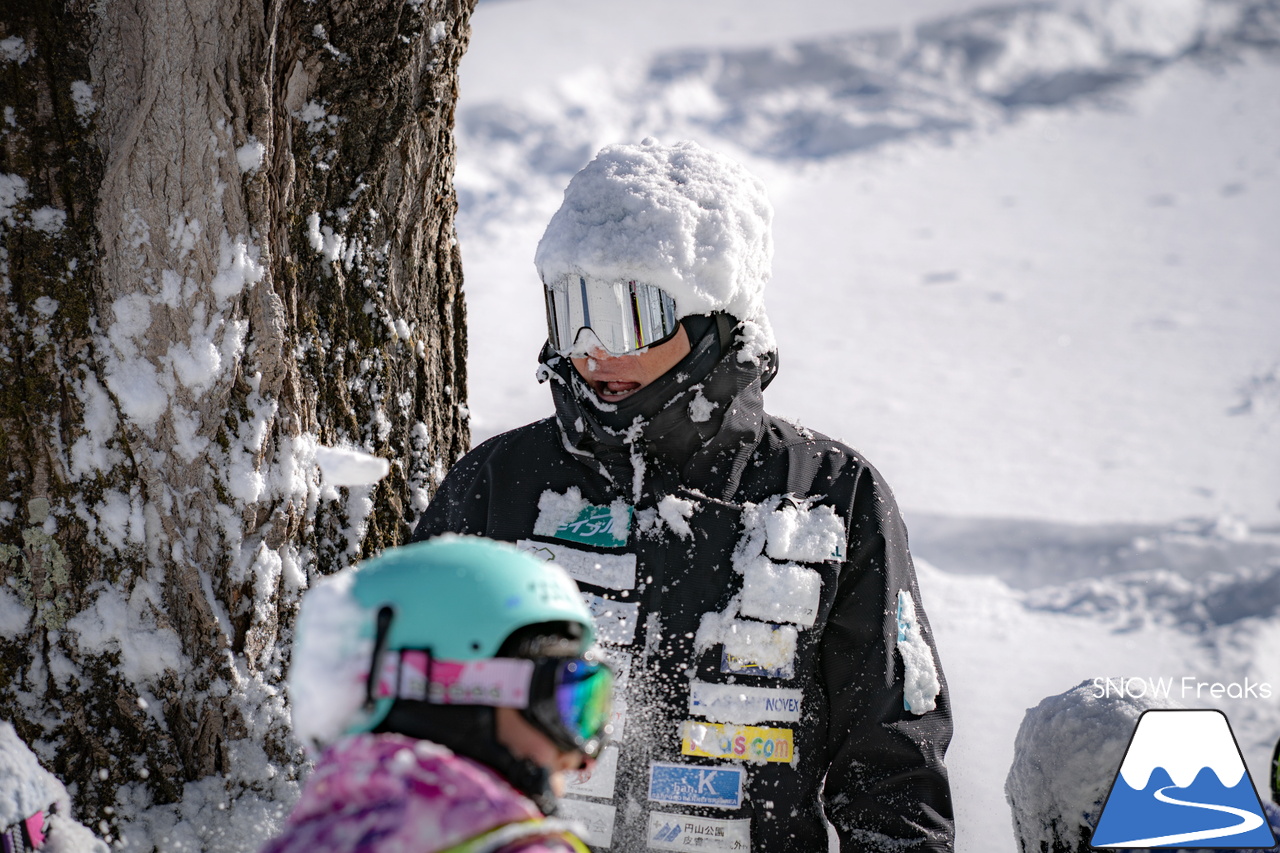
[538, 316, 777, 500]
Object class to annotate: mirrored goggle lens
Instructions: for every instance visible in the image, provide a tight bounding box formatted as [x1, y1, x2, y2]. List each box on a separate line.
[544, 275, 679, 356]
[553, 659, 614, 750]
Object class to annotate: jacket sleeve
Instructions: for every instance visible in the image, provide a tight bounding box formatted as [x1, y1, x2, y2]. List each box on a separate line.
[819, 462, 954, 851]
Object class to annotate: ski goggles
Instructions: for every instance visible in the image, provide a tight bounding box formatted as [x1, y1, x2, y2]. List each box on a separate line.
[374, 650, 614, 758]
[543, 274, 680, 356]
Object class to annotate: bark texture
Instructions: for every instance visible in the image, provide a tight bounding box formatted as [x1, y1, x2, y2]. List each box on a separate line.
[0, 0, 473, 845]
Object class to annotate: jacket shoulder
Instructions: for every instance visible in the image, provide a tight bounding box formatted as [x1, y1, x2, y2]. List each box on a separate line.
[762, 413, 878, 473]
[757, 413, 905, 510]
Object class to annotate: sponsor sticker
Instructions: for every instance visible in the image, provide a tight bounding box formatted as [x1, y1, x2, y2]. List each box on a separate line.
[720, 648, 794, 679]
[681, 722, 795, 764]
[598, 649, 632, 741]
[762, 500, 845, 563]
[609, 695, 629, 742]
[648, 812, 751, 852]
[551, 502, 632, 548]
[737, 557, 822, 628]
[558, 797, 617, 848]
[598, 648, 633, 688]
[565, 743, 620, 799]
[648, 762, 745, 809]
[688, 682, 804, 724]
[584, 593, 640, 646]
[517, 539, 637, 591]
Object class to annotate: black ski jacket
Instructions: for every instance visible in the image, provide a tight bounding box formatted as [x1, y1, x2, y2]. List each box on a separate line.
[412, 325, 954, 852]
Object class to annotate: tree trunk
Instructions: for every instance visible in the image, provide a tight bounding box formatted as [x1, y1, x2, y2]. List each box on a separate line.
[0, 0, 473, 846]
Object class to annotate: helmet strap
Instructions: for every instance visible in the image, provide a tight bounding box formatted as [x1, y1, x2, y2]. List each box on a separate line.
[364, 606, 396, 711]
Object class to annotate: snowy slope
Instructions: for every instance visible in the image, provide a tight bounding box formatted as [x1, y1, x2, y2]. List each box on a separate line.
[451, 1, 1280, 851]
[457, 0, 1280, 526]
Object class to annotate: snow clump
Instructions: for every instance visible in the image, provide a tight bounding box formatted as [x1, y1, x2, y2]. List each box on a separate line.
[533, 486, 589, 537]
[315, 445, 391, 487]
[236, 138, 266, 173]
[0, 37, 31, 65]
[287, 570, 373, 752]
[534, 139, 774, 344]
[1005, 679, 1173, 853]
[69, 81, 96, 122]
[0, 722, 108, 853]
[896, 590, 939, 714]
[656, 494, 695, 539]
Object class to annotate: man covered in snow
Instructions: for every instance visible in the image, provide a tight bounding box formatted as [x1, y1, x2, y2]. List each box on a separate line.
[413, 139, 953, 851]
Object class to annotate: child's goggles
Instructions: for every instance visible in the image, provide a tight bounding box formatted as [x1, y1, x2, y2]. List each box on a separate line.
[372, 650, 614, 758]
[543, 273, 680, 356]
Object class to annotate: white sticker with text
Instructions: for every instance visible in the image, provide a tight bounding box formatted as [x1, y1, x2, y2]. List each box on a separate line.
[584, 592, 640, 646]
[689, 681, 804, 724]
[558, 797, 617, 848]
[648, 812, 752, 852]
[565, 743, 620, 800]
[517, 539, 637, 591]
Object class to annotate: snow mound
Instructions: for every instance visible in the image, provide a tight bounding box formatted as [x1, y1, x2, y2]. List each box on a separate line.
[456, 0, 1280, 234]
[1023, 564, 1280, 631]
[534, 139, 773, 331]
[1005, 679, 1174, 852]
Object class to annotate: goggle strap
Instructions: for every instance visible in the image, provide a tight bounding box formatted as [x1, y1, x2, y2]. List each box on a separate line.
[372, 651, 534, 708]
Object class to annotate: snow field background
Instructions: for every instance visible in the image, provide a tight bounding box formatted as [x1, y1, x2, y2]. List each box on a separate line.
[455, 0, 1280, 849]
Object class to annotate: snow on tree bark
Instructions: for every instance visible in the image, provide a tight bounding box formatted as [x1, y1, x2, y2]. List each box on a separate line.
[0, 0, 473, 846]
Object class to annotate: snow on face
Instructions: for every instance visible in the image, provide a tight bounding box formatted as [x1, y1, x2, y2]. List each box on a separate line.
[534, 139, 774, 337]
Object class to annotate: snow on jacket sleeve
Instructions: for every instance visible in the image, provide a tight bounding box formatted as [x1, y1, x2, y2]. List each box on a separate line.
[818, 460, 954, 851]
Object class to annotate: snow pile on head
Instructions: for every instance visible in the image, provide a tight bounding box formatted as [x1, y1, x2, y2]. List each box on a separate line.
[534, 138, 774, 334]
[287, 570, 373, 751]
[1005, 679, 1174, 851]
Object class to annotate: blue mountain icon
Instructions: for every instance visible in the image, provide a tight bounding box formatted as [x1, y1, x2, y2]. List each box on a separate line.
[1091, 710, 1277, 849]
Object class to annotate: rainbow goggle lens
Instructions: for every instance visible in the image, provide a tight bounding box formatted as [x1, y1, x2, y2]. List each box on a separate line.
[371, 650, 614, 758]
[543, 274, 680, 356]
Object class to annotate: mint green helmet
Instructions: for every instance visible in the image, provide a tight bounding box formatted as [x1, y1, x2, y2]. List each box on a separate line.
[288, 535, 595, 748]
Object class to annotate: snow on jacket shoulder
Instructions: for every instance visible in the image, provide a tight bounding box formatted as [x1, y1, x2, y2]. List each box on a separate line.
[412, 335, 954, 852]
[260, 734, 585, 853]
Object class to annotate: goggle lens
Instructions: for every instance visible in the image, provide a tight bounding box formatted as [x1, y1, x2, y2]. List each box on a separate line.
[554, 659, 614, 748]
[545, 275, 679, 356]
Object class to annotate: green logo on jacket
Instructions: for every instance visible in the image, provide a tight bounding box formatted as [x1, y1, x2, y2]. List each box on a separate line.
[552, 504, 632, 548]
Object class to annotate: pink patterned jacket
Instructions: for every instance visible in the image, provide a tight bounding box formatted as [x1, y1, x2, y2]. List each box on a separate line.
[260, 734, 585, 853]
